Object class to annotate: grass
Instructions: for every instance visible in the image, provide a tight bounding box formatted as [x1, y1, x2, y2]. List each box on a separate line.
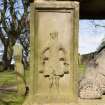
[0, 92, 25, 105]
[0, 71, 26, 105]
[0, 71, 16, 86]
[79, 64, 86, 78]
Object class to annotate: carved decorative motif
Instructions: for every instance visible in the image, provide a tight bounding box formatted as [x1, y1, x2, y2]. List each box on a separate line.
[39, 32, 69, 91]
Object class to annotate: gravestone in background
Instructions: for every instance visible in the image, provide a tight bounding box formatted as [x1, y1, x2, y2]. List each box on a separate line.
[23, 1, 79, 105]
[13, 41, 26, 96]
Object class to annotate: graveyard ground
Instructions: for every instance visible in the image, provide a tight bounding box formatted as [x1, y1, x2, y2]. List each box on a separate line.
[0, 65, 85, 105]
[0, 70, 30, 105]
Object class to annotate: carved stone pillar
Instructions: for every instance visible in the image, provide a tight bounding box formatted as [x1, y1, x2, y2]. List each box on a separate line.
[23, 1, 79, 105]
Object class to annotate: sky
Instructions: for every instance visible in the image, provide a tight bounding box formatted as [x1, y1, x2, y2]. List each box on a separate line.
[79, 20, 105, 55]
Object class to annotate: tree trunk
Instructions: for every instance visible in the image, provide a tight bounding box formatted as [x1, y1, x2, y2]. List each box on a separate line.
[2, 41, 14, 70]
[2, 45, 9, 70]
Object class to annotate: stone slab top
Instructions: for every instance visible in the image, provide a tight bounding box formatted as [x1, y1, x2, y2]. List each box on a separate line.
[34, 1, 79, 9]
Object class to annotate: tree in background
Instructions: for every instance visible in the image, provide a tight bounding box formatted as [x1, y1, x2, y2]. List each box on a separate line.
[0, 0, 30, 70]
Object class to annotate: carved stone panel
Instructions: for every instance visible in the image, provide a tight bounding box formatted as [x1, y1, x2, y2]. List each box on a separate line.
[38, 12, 72, 94]
[30, 1, 79, 103]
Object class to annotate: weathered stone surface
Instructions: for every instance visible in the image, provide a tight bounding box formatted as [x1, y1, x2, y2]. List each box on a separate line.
[23, 1, 79, 105]
[23, 96, 105, 105]
[34, 1, 79, 9]
[79, 49, 105, 99]
[13, 41, 26, 95]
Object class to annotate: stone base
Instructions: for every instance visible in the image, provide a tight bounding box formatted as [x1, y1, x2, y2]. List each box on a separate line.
[23, 96, 105, 105]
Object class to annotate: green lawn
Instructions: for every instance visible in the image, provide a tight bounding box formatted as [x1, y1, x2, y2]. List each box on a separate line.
[0, 92, 25, 105]
[0, 71, 16, 86]
[0, 71, 26, 105]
